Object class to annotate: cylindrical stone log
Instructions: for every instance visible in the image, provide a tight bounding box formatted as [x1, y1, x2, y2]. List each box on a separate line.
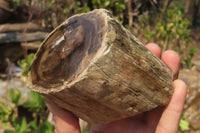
[28, 9, 173, 125]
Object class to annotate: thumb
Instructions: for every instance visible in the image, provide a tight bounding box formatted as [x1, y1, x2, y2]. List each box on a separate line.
[45, 97, 81, 133]
[156, 79, 187, 133]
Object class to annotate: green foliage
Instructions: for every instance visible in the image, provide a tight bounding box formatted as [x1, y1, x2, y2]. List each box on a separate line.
[92, 0, 112, 8]
[0, 103, 12, 127]
[156, 7, 191, 46]
[46, 0, 55, 9]
[36, 121, 54, 133]
[183, 48, 196, 69]
[4, 117, 28, 133]
[63, 8, 70, 14]
[14, 117, 27, 133]
[189, 47, 196, 57]
[0, 89, 53, 133]
[8, 89, 21, 105]
[137, 3, 192, 68]
[179, 114, 190, 131]
[18, 54, 35, 76]
[92, 0, 125, 23]
[4, 130, 14, 133]
[71, 0, 125, 20]
[23, 91, 46, 119]
[78, 7, 91, 13]
[11, 0, 126, 27]
[91, 0, 125, 11]
[11, 0, 21, 5]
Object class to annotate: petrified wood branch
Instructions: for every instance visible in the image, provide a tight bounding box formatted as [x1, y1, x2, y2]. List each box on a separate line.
[28, 9, 173, 125]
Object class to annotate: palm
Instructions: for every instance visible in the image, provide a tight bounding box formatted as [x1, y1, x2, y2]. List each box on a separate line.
[90, 107, 163, 133]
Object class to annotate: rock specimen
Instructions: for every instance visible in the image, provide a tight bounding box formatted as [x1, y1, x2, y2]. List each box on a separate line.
[28, 9, 174, 125]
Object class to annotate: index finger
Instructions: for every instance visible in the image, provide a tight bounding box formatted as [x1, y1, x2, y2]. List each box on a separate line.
[145, 43, 180, 79]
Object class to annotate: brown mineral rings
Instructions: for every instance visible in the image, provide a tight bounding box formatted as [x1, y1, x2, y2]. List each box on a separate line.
[34, 20, 84, 85]
[57, 20, 84, 58]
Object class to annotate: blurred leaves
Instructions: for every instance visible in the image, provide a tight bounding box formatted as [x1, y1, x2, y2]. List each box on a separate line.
[46, 0, 55, 9]
[0, 103, 12, 126]
[8, 89, 21, 105]
[36, 121, 54, 133]
[179, 114, 190, 131]
[23, 91, 46, 113]
[137, 3, 192, 68]
[18, 53, 35, 76]
[4, 118, 27, 133]
[183, 47, 196, 69]
[0, 89, 53, 133]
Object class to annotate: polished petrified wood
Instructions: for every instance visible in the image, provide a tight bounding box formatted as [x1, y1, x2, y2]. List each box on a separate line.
[28, 9, 173, 125]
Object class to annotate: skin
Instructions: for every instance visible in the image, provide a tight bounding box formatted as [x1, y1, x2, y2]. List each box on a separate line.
[45, 43, 187, 133]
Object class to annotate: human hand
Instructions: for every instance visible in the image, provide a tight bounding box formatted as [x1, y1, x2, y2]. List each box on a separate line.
[45, 43, 187, 133]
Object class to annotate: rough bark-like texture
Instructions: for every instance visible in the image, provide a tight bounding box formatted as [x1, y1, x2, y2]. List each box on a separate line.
[28, 9, 173, 125]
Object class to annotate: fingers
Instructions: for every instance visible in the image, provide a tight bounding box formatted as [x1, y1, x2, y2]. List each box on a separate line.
[161, 50, 180, 79]
[146, 43, 180, 79]
[156, 79, 187, 133]
[146, 43, 162, 58]
[146, 43, 185, 133]
[45, 98, 81, 133]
